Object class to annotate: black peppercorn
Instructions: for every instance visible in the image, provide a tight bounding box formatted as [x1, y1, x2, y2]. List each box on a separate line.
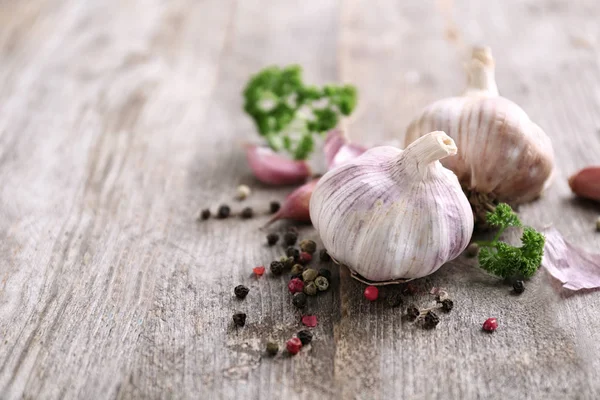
[513, 280, 525, 294]
[318, 268, 331, 280]
[424, 311, 440, 329]
[439, 299, 454, 312]
[240, 207, 253, 219]
[466, 243, 479, 257]
[267, 233, 279, 246]
[200, 209, 210, 220]
[319, 249, 331, 262]
[217, 204, 231, 219]
[234, 285, 249, 299]
[232, 312, 246, 327]
[286, 247, 300, 260]
[270, 201, 281, 214]
[386, 293, 403, 308]
[297, 330, 313, 345]
[299, 239, 317, 254]
[292, 292, 307, 308]
[406, 304, 420, 320]
[270, 261, 284, 276]
[266, 341, 279, 356]
[283, 231, 298, 246]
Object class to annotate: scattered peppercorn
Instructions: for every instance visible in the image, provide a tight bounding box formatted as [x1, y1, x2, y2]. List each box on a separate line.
[232, 312, 246, 327]
[303, 281, 317, 296]
[240, 207, 253, 219]
[286, 337, 302, 355]
[466, 243, 479, 257]
[299, 239, 317, 254]
[236, 184, 251, 200]
[299, 251, 312, 264]
[482, 317, 498, 332]
[288, 278, 305, 294]
[297, 330, 313, 345]
[286, 247, 300, 259]
[314, 276, 329, 292]
[386, 293, 403, 308]
[283, 256, 295, 269]
[301, 315, 318, 327]
[234, 285, 250, 299]
[283, 231, 298, 246]
[302, 268, 318, 282]
[439, 298, 454, 312]
[364, 285, 379, 301]
[291, 264, 304, 275]
[320, 249, 332, 262]
[318, 268, 331, 280]
[292, 292, 307, 308]
[406, 305, 420, 320]
[270, 201, 281, 214]
[253, 265, 265, 276]
[270, 261, 284, 276]
[217, 204, 231, 219]
[199, 209, 210, 220]
[267, 233, 279, 246]
[266, 341, 279, 356]
[513, 280, 525, 294]
[424, 311, 440, 329]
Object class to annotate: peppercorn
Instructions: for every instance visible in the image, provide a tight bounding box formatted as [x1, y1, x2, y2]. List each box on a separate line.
[513, 280, 525, 294]
[291, 264, 304, 275]
[482, 317, 498, 332]
[232, 312, 246, 327]
[302, 268, 318, 282]
[439, 298, 454, 312]
[386, 293, 403, 308]
[406, 304, 420, 320]
[283, 231, 298, 246]
[217, 204, 231, 219]
[320, 249, 332, 262]
[466, 243, 479, 257]
[292, 292, 307, 308]
[266, 341, 279, 356]
[234, 285, 249, 299]
[364, 286, 379, 301]
[288, 278, 305, 294]
[286, 247, 300, 259]
[297, 330, 313, 345]
[299, 239, 317, 254]
[424, 311, 440, 329]
[253, 266, 265, 276]
[301, 315, 318, 327]
[303, 281, 317, 296]
[266, 233, 279, 246]
[236, 184, 251, 200]
[299, 252, 312, 264]
[318, 268, 331, 280]
[286, 337, 302, 355]
[314, 276, 329, 292]
[240, 207, 253, 219]
[270, 201, 281, 214]
[283, 256, 295, 269]
[199, 208, 210, 220]
[270, 261, 284, 276]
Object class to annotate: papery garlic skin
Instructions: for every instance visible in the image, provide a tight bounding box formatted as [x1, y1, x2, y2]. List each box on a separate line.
[405, 47, 554, 205]
[310, 131, 474, 282]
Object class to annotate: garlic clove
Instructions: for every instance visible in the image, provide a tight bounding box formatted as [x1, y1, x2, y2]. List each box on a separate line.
[310, 131, 474, 282]
[245, 144, 311, 185]
[324, 129, 367, 170]
[264, 178, 319, 227]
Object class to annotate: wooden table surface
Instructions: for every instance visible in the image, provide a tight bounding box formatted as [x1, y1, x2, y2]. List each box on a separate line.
[2, 1, 600, 399]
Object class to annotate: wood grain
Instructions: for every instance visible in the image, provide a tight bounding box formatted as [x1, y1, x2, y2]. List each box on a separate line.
[1, 0, 600, 399]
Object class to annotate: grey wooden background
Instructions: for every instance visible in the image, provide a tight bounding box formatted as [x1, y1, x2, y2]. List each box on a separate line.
[1, 0, 600, 399]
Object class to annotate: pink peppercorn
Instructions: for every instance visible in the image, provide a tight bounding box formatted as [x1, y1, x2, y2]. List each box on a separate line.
[253, 266, 265, 276]
[288, 278, 305, 294]
[299, 252, 312, 264]
[364, 285, 379, 301]
[301, 315, 318, 327]
[482, 318, 498, 332]
[286, 337, 302, 355]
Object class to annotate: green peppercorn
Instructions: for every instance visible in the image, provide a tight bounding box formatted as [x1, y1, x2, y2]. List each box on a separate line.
[318, 268, 331, 280]
[232, 312, 246, 327]
[240, 207, 253, 219]
[283, 256, 295, 269]
[386, 293, 403, 308]
[406, 304, 420, 321]
[266, 341, 279, 356]
[291, 264, 304, 275]
[292, 292, 307, 308]
[314, 276, 329, 291]
[283, 231, 298, 246]
[303, 281, 317, 296]
[270, 201, 281, 214]
[267, 233, 279, 246]
[466, 243, 479, 257]
[440, 299, 454, 312]
[270, 261, 284, 276]
[217, 204, 231, 219]
[297, 330, 313, 345]
[302, 268, 319, 282]
[424, 311, 440, 329]
[320, 249, 332, 262]
[286, 247, 300, 259]
[234, 285, 249, 299]
[299, 239, 317, 254]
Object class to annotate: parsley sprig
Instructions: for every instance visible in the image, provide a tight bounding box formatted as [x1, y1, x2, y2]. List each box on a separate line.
[243, 65, 357, 160]
[476, 203, 545, 279]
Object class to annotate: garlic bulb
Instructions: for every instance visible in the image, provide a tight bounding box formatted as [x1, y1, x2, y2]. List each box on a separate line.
[405, 47, 554, 207]
[310, 131, 474, 282]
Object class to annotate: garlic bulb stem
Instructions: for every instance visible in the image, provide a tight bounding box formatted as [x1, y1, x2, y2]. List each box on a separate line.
[465, 47, 499, 97]
[399, 131, 457, 179]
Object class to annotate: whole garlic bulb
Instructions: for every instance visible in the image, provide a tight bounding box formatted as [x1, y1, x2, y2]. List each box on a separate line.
[310, 131, 474, 282]
[405, 47, 554, 206]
